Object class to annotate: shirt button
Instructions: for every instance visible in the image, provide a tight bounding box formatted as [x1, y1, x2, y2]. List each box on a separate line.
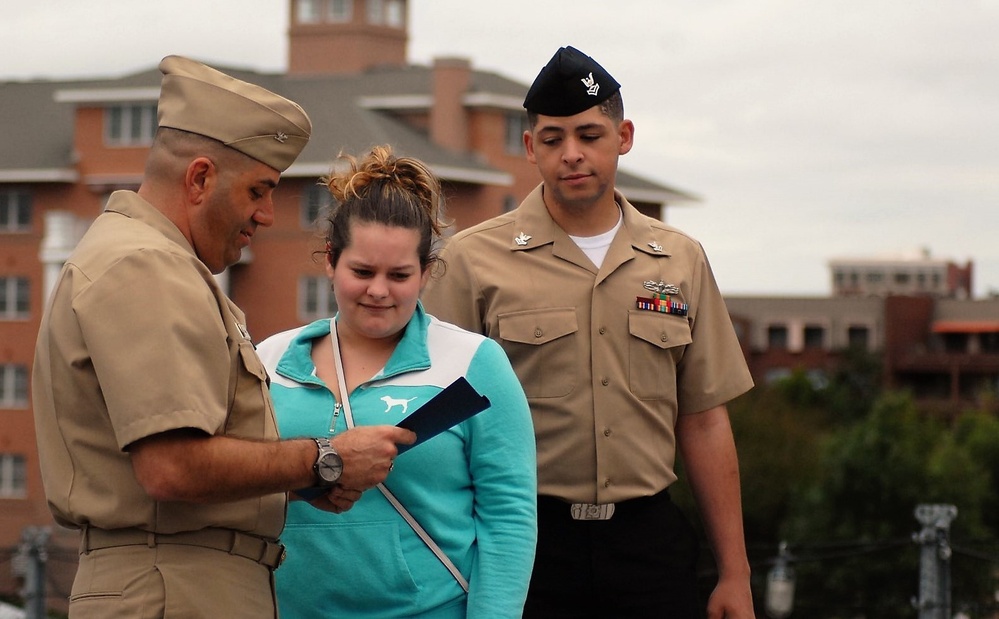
[660, 333, 669, 342]
[534, 328, 543, 338]
[601, 378, 609, 386]
[599, 327, 606, 335]
[603, 479, 612, 488]
[604, 428, 612, 437]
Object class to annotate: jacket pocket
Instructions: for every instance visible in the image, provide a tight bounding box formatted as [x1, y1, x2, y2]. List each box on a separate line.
[498, 307, 578, 398]
[628, 310, 692, 400]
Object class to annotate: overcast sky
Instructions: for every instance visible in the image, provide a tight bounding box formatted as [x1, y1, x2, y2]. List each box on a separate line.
[3, 0, 998, 297]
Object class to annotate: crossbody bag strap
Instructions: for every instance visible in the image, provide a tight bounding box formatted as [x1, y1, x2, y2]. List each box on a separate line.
[330, 321, 470, 593]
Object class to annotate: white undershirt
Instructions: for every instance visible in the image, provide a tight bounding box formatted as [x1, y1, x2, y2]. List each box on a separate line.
[568, 207, 623, 269]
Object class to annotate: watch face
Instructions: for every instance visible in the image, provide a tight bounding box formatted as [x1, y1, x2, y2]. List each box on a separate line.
[317, 453, 343, 484]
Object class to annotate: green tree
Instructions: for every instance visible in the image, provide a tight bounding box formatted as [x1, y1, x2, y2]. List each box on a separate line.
[782, 392, 997, 618]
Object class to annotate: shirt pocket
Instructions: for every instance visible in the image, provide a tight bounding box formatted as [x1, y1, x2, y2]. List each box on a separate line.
[628, 310, 692, 400]
[498, 307, 578, 398]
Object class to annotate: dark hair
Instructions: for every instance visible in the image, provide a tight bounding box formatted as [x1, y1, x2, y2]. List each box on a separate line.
[322, 145, 444, 271]
[526, 90, 625, 128]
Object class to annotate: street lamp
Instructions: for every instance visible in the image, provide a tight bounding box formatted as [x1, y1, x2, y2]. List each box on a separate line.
[766, 541, 795, 618]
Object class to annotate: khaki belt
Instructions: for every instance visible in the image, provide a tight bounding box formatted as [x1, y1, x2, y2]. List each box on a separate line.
[81, 526, 286, 569]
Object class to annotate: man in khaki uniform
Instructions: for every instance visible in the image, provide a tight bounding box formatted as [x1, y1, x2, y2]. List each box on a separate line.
[422, 47, 755, 618]
[32, 55, 414, 618]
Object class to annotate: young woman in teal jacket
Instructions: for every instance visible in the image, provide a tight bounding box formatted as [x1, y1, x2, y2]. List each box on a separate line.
[256, 146, 537, 618]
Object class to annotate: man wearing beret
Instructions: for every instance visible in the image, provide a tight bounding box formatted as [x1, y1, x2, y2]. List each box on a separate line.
[32, 55, 414, 618]
[423, 46, 755, 618]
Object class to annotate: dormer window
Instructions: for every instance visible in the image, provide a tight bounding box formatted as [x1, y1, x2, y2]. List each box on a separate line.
[105, 103, 157, 146]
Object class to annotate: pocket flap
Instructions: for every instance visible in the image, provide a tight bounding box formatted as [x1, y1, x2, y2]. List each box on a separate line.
[237, 340, 269, 382]
[498, 308, 578, 345]
[628, 310, 692, 350]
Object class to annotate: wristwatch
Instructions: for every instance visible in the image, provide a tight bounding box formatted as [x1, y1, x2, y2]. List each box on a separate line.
[312, 437, 343, 487]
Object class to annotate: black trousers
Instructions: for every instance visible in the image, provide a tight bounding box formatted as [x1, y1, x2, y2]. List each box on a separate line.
[523, 489, 700, 619]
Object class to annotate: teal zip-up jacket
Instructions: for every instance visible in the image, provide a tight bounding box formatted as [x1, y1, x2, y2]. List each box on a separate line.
[256, 304, 537, 618]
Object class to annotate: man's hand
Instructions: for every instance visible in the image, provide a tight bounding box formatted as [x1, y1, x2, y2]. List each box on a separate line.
[332, 425, 416, 491]
[307, 485, 362, 514]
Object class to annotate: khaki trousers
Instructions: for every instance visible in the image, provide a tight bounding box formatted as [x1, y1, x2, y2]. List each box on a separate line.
[70, 543, 277, 618]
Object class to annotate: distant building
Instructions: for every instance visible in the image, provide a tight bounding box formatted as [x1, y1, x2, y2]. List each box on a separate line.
[829, 248, 973, 299]
[726, 292, 999, 416]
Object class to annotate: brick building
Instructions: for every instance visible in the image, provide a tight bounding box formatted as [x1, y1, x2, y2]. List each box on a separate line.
[726, 290, 999, 415]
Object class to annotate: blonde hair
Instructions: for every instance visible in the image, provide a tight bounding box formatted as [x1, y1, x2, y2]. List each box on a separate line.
[322, 145, 444, 270]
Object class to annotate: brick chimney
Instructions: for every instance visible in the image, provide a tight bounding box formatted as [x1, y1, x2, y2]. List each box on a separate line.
[287, 0, 408, 75]
[429, 57, 470, 153]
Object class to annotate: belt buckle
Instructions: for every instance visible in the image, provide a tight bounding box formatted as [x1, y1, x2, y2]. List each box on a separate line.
[570, 503, 615, 520]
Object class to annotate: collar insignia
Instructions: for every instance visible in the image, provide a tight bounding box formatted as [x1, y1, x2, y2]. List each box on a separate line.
[581, 72, 600, 97]
[514, 232, 532, 246]
[236, 322, 252, 341]
[648, 241, 663, 252]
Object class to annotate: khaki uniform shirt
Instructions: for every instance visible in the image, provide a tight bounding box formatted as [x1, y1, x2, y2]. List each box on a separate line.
[32, 190, 285, 538]
[423, 185, 753, 504]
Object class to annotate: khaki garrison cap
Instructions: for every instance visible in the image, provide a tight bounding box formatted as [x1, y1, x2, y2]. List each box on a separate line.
[156, 55, 311, 172]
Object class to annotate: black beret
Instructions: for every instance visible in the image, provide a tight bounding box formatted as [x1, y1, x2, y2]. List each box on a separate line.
[523, 46, 621, 116]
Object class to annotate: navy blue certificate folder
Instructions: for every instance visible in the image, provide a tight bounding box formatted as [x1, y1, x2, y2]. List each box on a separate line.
[395, 376, 491, 454]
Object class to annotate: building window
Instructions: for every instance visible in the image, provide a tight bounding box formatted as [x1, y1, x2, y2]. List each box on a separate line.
[300, 276, 337, 322]
[0, 277, 29, 319]
[367, 0, 384, 24]
[328, 0, 353, 21]
[296, 0, 322, 22]
[105, 103, 157, 146]
[385, 0, 404, 26]
[894, 271, 910, 285]
[847, 325, 869, 349]
[942, 332, 969, 353]
[0, 364, 28, 409]
[301, 183, 333, 229]
[505, 112, 528, 155]
[0, 453, 26, 498]
[803, 325, 825, 350]
[0, 189, 32, 232]
[767, 325, 788, 350]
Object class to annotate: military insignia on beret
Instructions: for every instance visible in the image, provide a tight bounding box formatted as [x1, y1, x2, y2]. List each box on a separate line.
[274, 132, 289, 143]
[523, 46, 621, 117]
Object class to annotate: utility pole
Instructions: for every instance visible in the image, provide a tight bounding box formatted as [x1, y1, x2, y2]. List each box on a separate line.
[17, 526, 50, 619]
[765, 541, 795, 618]
[913, 504, 957, 619]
